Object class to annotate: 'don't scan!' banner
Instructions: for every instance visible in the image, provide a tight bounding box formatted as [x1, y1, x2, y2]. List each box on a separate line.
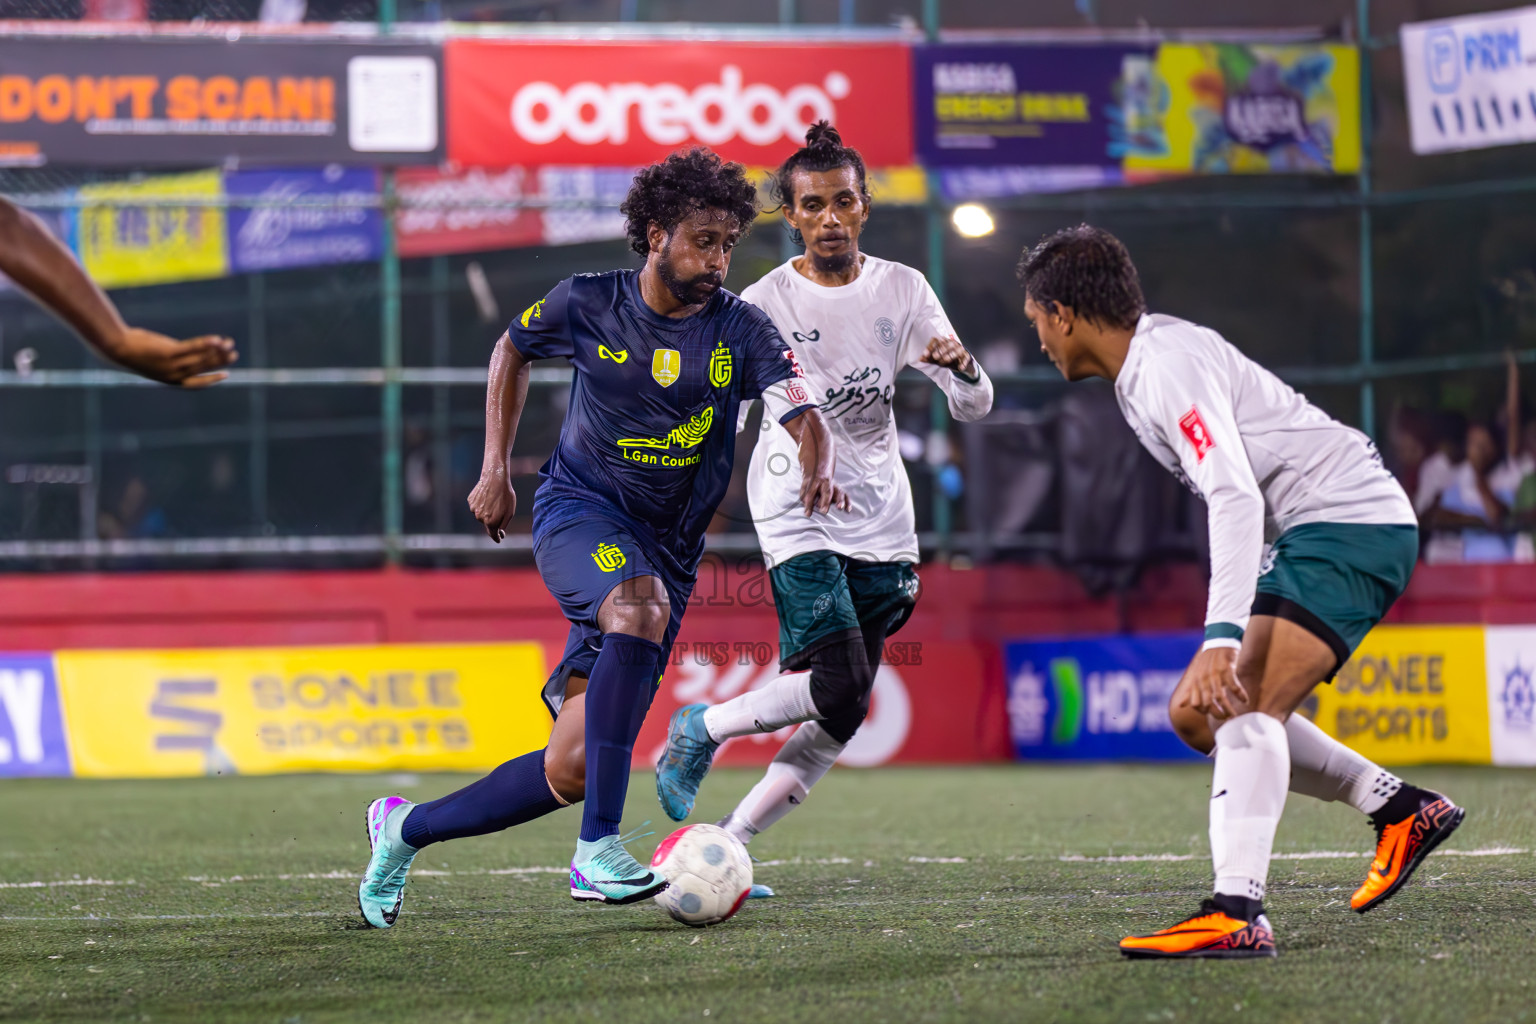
[1309, 625, 1491, 766]
[54, 643, 550, 778]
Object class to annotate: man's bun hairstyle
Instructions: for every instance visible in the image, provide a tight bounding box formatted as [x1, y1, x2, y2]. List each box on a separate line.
[621, 147, 760, 259]
[771, 121, 870, 246]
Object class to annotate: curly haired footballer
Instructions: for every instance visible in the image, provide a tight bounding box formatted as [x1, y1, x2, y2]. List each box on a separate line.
[620, 148, 760, 259]
[1016, 223, 1146, 331]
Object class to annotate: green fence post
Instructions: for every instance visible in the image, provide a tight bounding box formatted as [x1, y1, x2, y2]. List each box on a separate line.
[247, 272, 268, 533]
[380, 0, 403, 563]
[922, 0, 951, 560]
[381, 173, 403, 564]
[1358, 0, 1376, 439]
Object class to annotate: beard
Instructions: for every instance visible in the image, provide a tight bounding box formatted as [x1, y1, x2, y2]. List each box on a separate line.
[809, 247, 857, 275]
[657, 248, 723, 306]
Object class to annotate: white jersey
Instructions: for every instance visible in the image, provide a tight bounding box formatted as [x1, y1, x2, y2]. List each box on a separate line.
[739, 255, 994, 567]
[1114, 313, 1415, 638]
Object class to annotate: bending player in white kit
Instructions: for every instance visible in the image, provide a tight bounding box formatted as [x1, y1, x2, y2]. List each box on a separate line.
[1019, 225, 1464, 959]
[655, 123, 993, 856]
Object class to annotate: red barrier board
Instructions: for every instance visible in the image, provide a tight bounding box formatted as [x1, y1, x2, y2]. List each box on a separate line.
[445, 39, 913, 168]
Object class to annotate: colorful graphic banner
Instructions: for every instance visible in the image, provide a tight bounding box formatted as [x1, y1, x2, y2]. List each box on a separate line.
[1004, 633, 1207, 761]
[1483, 626, 1536, 766]
[75, 169, 229, 289]
[1121, 43, 1360, 176]
[1310, 626, 1491, 766]
[54, 643, 549, 778]
[1401, 5, 1536, 155]
[0, 653, 72, 778]
[916, 42, 1359, 196]
[445, 39, 912, 168]
[0, 36, 441, 167]
[226, 167, 382, 273]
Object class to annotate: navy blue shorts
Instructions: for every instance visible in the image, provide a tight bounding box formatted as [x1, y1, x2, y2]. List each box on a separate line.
[532, 499, 695, 718]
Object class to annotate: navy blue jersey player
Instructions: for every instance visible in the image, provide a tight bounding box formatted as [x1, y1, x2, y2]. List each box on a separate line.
[357, 149, 847, 925]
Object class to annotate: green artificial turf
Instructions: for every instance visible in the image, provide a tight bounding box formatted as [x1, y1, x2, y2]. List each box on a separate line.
[1, 765, 1532, 1023]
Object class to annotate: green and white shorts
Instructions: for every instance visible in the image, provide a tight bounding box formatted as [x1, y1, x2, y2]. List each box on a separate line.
[768, 551, 920, 672]
[1253, 521, 1419, 672]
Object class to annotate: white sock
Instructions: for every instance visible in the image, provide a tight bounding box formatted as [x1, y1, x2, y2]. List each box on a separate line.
[1210, 713, 1290, 903]
[703, 673, 820, 744]
[719, 721, 843, 845]
[1284, 714, 1403, 815]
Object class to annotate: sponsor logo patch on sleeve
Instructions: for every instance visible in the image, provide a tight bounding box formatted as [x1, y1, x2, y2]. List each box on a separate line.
[786, 379, 809, 405]
[1178, 406, 1216, 462]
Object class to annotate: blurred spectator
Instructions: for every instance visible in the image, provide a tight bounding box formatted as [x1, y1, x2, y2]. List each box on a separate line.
[98, 475, 169, 541]
[1421, 419, 1516, 563]
[1498, 350, 1536, 560]
[1387, 405, 1436, 501]
[1412, 409, 1464, 519]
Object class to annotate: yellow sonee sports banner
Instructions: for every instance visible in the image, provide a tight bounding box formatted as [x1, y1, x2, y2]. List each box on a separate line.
[1310, 625, 1491, 766]
[55, 643, 549, 778]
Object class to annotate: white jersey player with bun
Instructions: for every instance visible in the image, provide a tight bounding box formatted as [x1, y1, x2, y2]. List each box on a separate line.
[1021, 224, 1463, 961]
[743, 253, 993, 568]
[654, 124, 993, 865]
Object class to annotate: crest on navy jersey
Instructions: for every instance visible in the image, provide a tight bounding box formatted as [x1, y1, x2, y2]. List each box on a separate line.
[652, 348, 681, 387]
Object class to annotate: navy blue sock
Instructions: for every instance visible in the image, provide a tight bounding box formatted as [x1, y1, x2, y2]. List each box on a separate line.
[400, 748, 563, 849]
[579, 632, 663, 843]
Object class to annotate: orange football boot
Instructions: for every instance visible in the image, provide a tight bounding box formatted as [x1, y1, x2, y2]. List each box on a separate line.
[1352, 792, 1465, 914]
[1119, 900, 1277, 959]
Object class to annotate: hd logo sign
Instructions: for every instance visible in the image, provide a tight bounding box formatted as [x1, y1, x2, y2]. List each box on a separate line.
[1004, 633, 1205, 761]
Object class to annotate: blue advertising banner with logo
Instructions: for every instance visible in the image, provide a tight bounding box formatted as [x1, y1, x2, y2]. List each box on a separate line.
[226, 168, 382, 273]
[0, 654, 71, 777]
[1005, 633, 1205, 761]
[913, 43, 1143, 172]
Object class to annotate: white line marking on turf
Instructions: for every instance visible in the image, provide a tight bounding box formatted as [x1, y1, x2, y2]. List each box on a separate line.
[10, 846, 1524, 894]
[0, 878, 133, 889]
[1054, 846, 1528, 864]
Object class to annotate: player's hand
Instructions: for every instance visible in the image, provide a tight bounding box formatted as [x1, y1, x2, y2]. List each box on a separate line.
[799, 474, 851, 516]
[468, 469, 516, 542]
[920, 334, 976, 378]
[110, 328, 238, 388]
[1175, 646, 1248, 720]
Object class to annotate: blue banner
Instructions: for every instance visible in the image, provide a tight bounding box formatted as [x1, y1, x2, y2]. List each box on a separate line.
[1005, 633, 1206, 761]
[226, 167, 382, 274]
[913, 43, 1148, 170]
[0, 653, 71, 777]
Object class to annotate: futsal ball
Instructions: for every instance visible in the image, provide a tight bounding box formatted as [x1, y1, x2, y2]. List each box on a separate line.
[650, 823, 753, 927]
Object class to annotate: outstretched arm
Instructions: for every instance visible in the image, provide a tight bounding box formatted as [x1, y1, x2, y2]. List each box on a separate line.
[0, 197, 236, 387]
[782, 407, 850, 516]
[467, 332, 532, 542]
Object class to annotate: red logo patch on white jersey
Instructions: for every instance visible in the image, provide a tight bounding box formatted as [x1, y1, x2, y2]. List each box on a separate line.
[1178, 407, 1216, 462]
[785, 379, 809, 404]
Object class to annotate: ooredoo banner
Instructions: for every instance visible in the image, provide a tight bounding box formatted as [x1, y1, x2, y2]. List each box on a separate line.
[445, 39, 913, 168]
[0, 36, 442, 167]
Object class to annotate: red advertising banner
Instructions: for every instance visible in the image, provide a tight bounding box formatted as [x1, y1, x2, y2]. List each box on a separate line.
[395, 166, 543, 258]
[445, 39, 913, 168]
